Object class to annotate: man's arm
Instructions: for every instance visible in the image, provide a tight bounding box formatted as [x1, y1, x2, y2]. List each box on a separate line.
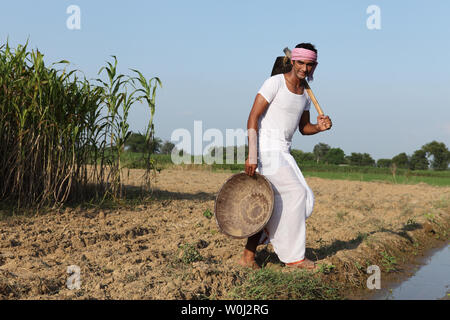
[245, 94, 270, 176]
[299, 110, 332, 135]
[247, 94, 269, 132]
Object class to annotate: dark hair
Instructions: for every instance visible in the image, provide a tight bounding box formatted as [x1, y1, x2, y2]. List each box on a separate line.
[295, 43, 317, 54]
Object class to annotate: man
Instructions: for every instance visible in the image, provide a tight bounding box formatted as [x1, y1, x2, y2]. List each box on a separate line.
[240, 43, 332, 270]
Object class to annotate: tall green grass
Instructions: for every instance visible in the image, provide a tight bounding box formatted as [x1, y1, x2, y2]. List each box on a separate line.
[0, 41, 161, 208]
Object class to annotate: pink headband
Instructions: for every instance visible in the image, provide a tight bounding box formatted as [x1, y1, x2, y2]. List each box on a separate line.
[291, 48, 318, 81]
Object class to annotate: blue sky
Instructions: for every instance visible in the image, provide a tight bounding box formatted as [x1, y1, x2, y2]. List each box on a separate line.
[1, 0, 449, 160]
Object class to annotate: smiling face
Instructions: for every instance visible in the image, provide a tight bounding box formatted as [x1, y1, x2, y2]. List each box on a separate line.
[291, 59, 316, 80]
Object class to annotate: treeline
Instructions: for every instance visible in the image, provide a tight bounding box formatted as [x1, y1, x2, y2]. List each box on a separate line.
[126, 132, 449, 171]
[298, 141, 449, 171]
[201, 141, 449, 171]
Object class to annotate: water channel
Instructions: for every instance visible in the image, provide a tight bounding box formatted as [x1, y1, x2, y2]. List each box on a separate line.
[368, 242, 450, 300]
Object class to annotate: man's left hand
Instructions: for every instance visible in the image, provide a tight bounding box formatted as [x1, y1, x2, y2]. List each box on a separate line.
[317, 115, 332, 131]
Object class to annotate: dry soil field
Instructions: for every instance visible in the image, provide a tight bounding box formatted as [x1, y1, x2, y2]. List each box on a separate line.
[0, 168, 449, 299]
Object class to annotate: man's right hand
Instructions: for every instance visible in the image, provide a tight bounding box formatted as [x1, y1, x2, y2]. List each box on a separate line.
[245, 158, 257, 176]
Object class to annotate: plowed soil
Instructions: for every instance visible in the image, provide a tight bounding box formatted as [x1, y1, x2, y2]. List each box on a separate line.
[1, 168, 449, 299]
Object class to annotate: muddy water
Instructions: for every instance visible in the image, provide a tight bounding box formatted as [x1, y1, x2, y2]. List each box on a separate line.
[370, 242, 450, 300]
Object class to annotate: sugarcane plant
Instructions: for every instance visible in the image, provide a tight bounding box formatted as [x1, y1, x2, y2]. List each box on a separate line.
[0, 40, 161, 208]
[130, 69, 162, 191]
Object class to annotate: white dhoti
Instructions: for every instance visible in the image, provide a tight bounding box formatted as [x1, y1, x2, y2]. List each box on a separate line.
[252, 73, 316, 264]
[255, 136, 314, 264]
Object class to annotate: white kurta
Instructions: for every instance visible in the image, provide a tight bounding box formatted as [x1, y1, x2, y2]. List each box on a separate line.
[254, 74, 315, 264]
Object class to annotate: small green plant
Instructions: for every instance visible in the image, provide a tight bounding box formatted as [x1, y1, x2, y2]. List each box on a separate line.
[125, 273, 138, 283]
[380, 251, 397, 272]
[317, 263, 336, 274]
[315, 237, 326, 246]
[404, 218, 421, 231]
[179, 243, 203, 264]
[354, 261, 363, 271]
[355, 232, 369, 244]
[203, 209, 213, 219]
[412, 241, 420, 256]
[424, 213, 436, 223]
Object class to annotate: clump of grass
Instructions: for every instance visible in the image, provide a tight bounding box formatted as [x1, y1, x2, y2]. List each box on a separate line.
[179, 243, 203, 264]
[203, 209, 213, 219]
[424, 213, 436, 223]
[354, 261, 364, 271]
[380, 251, 397, 272]
[230, 268, 341, 300]
[317, 263, 336, 274]
[356, 232, 369, 242]
[403, 218, 421, 231]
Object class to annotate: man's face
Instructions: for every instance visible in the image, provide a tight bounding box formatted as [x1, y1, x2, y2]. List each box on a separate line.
[291, 59, 316, 80]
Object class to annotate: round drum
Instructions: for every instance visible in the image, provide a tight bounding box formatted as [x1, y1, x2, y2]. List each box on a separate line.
[214, 172, 274, 239]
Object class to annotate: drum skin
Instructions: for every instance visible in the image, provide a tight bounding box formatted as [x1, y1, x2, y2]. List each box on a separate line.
[214, 172, 274, 239]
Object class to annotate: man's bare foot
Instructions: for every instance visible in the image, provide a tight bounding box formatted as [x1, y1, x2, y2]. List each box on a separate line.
[238, 249, 261, 270]
[285, 258, 317, 270]
[238, 256, 260, 270]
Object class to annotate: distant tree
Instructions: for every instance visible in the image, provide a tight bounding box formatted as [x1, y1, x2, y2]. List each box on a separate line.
[149, 137, 162, 154]
[409, 149, 429, 170]
[422, 141, 449, 171]
[346, 152, 375, 166]
[291, 149, 315, 164]
[125, 132, 146, 153]
[125, 132, 162, 153]
[392, 152, 409, 169]
[377, 159, 392, 168]
[348, 153, 361, 166]
[361, 153, 376, 166]
[313, 143, 331, 163]
[303, 152, 315, 162]
[348, 153, 363, 166]
[160, 141, 175, 155]
[323, 148, 346, 165]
